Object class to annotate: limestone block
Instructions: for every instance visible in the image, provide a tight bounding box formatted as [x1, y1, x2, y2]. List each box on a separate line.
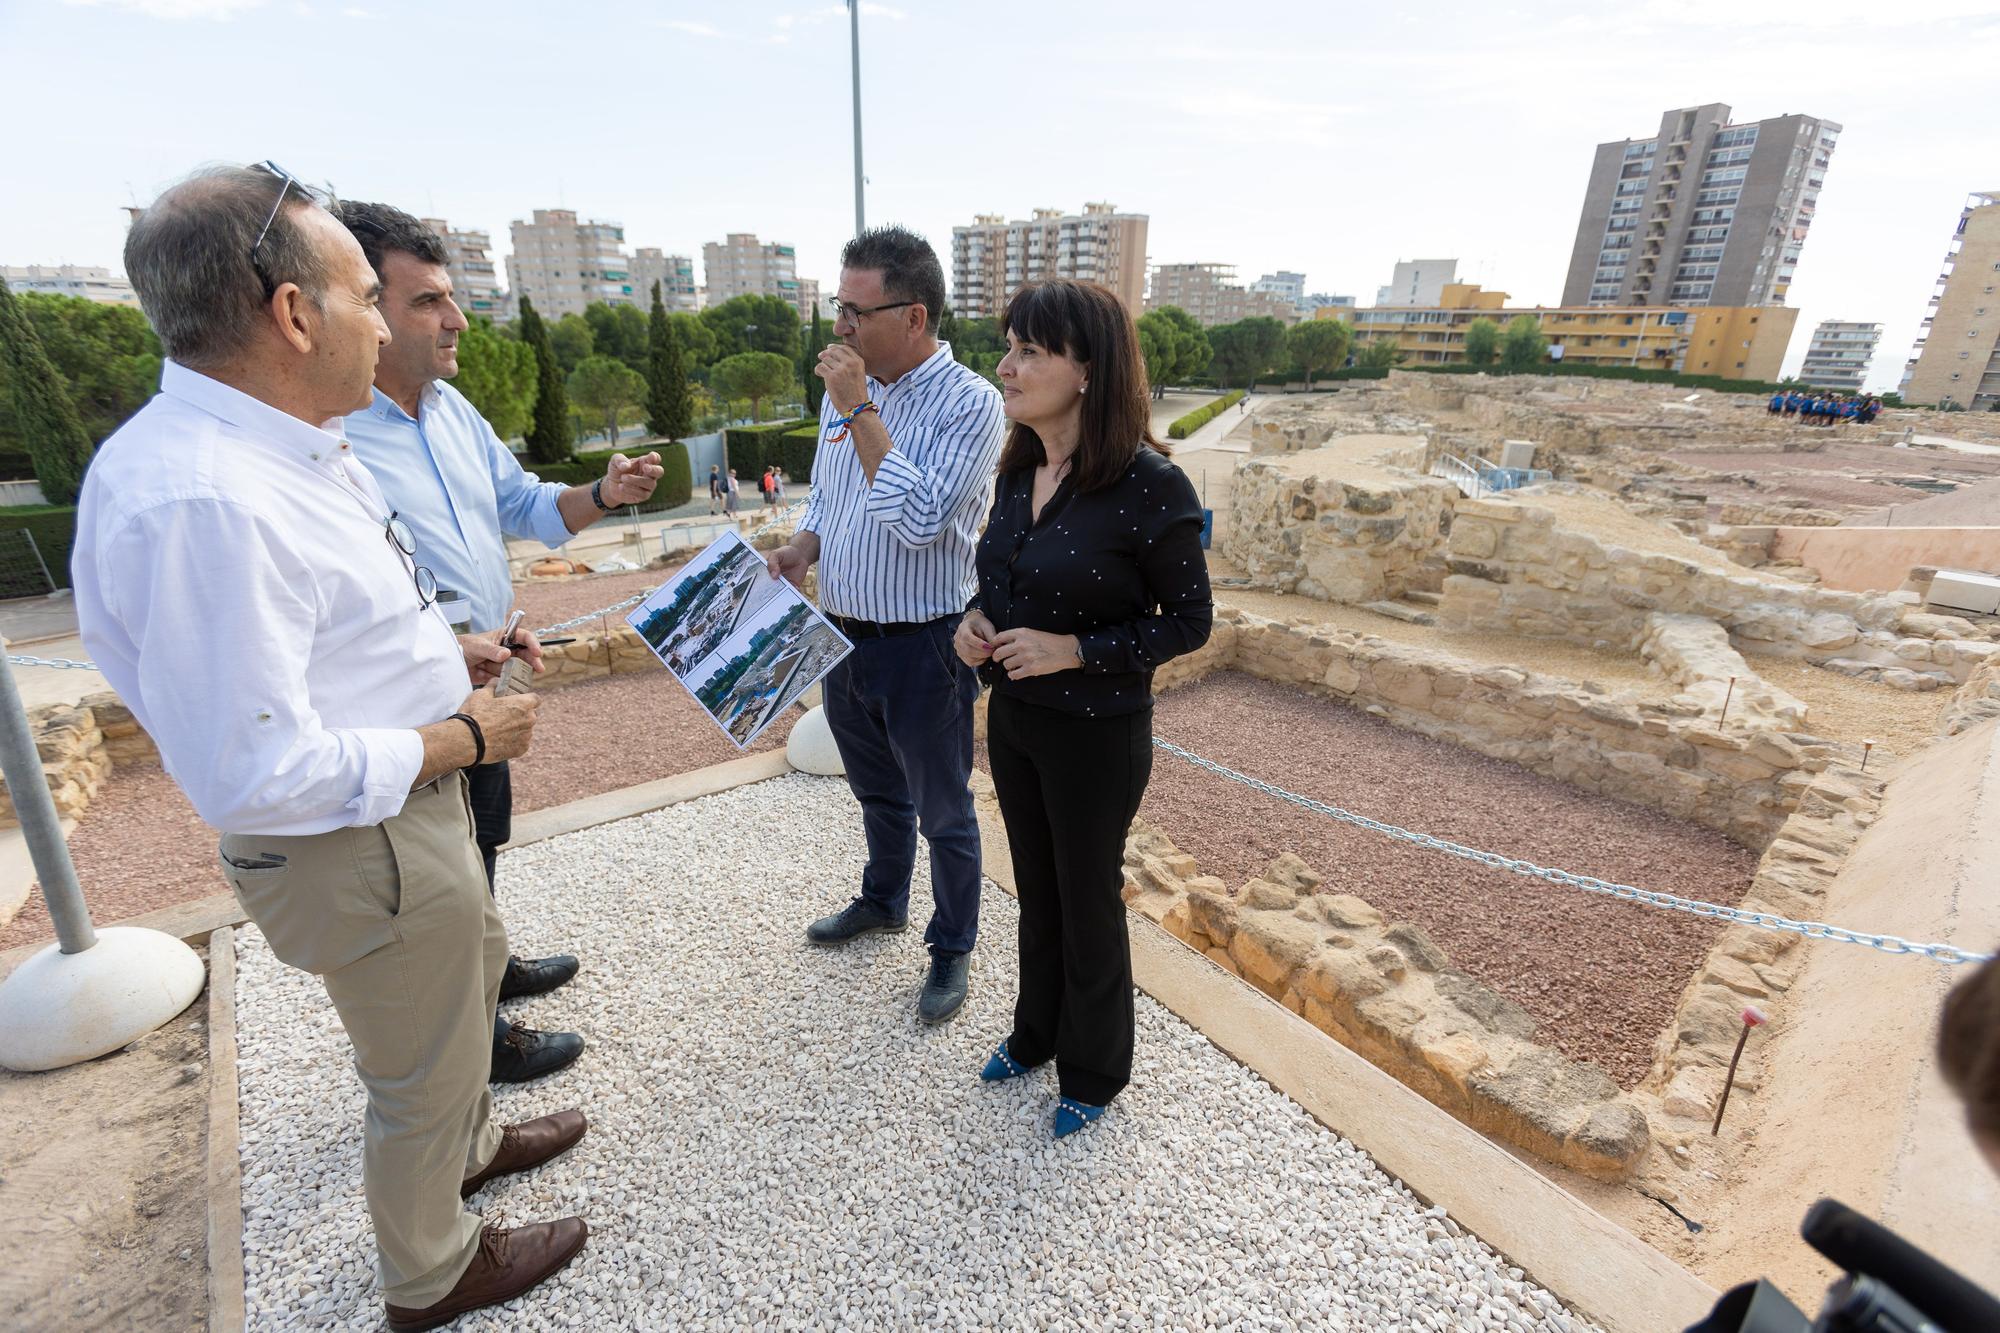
[1418, 1031, 1493, 1102]
[1431, 969, 1538, 1039]
[1262, 852, 1322, 892]
[1315, 894, 1385, 929]
[1227, 913, 1324, 998]
[1365, 945, 1407, 982]
[1661, 1066, 1722, 1121]
[1382, 922, 1449, 972]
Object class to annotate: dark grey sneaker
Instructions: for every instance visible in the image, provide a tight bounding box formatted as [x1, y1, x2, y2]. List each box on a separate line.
[918, 949, 970, 1026]
[806, 897, 909, 945]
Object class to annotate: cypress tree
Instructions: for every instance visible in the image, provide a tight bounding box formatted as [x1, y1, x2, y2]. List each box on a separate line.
[645, 281, 691, 440]
[801, 306, 827, 416]
[517, 294, 573, 464]
[0, 282, 95, 505]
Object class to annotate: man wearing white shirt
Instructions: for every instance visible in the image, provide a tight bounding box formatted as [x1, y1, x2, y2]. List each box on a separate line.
[73, 164, 588, 1329]
[765, 227, 1005, 1025]
[334, 199, 664, 1088]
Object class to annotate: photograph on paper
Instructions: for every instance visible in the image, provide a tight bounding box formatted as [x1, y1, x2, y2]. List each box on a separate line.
[626, 530, 851, 747]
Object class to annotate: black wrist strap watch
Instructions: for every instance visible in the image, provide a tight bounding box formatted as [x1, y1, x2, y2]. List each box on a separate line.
[590, 478, 613, 512]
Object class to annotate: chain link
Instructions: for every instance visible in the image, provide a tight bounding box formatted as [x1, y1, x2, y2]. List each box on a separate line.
[4, 653, 101, 672]
[1149, 738, 1993, 967]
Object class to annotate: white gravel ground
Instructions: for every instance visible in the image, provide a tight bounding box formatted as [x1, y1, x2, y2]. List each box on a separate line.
[235, 772, 1599, 1332]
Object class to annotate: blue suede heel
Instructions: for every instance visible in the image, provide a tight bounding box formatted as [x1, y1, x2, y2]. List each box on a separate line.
[1053, 1098, 1106, 1139]
[979, 1039, 1029, 1083]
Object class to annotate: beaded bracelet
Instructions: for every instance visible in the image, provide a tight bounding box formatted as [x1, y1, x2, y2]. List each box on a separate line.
[827, 400, 877, 444]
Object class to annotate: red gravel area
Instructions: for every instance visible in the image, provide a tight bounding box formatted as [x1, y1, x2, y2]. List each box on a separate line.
[1138, 673, 1759, 1087]
[3, 667, 800, 954]
[513, 567, 678, 633]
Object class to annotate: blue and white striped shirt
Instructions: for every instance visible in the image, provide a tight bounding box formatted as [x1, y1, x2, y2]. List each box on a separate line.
[801, 341, 1005, 623]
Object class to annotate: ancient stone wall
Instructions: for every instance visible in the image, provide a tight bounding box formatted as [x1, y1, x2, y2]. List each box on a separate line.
[1637, 612, 1807, 729]
[1122, 825, 1652, 1180]
[0, 702, 112, 828]
[1222, 436, 1456, 603]
[1442, 497, 2000, 690]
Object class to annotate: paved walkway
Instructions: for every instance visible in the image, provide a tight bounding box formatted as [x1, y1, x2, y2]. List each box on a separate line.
[233, 773, 1594, 1331]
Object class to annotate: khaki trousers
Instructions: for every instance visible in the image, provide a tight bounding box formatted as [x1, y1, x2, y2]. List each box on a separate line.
[219, 772, 508, 1308]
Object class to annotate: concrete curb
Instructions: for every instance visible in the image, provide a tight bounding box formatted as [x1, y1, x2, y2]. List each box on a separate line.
[205, 926, 245, 1333]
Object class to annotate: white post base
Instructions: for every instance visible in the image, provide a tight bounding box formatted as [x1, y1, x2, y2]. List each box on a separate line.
[0, 926, 207, 1072]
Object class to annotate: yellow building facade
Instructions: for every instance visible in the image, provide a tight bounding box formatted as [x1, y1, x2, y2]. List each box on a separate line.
[1322, 283, 1797, 380]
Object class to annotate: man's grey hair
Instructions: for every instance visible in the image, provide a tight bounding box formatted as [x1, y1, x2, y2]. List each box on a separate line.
[123, 164, 333, 371]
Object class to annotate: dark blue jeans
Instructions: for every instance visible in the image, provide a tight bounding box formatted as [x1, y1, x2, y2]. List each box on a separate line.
[822, 616, 983, 954]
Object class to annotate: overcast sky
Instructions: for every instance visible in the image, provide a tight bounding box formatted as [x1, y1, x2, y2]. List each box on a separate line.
[5, 0, 1997, 392]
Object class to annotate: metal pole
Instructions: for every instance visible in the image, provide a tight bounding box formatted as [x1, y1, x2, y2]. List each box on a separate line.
[20, 529, 54, 595]
[0, 646, 96, 954]
[849, 0, 865, 235]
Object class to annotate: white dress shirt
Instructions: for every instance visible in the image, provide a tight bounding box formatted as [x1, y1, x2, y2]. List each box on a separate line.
[799, 342, 1005, 623]
[71, 362, 470, 836]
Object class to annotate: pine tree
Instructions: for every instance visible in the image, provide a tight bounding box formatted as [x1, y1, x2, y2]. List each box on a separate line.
[517, 294, 574, 464]
[646, 281, 691, 440]
[0, 281, 95, 505]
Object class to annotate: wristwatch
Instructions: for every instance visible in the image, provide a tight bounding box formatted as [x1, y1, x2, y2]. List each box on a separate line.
[590, 478, 613, 512]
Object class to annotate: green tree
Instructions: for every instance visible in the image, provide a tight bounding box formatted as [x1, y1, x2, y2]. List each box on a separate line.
[800, 306, 828, 416]
[584, 300, 650, 372]
[671, 311, 718, 371]
[1355, 338, 1404, 370]
[701, 294, 802, 362]
[1206, 316, 1288, 389]
[549, 312, 594, 375]
[1500, 314, 1549, 371]
[1286, 318, 1352, 390]
[1136, 306, 1210, 398]
[454, 316, 537, 441]
[1462, 316, 1500, 367]
[0, 293, 162, 446]
[711, 350, 798, 423]
[949, 314, 1007, 385]
[517, 295, 574, 463]
[645, 282, 693, 440]
[0, 284, 95, 504]
[567, 355, 647, 445]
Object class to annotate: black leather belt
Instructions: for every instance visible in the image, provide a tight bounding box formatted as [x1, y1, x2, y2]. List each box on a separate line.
[828, 613, 944, 640]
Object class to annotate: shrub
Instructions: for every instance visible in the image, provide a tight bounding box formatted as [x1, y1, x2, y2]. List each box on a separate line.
[0, 504, 77, 594]
[1166, 390, 1245, 440]
[724, 417, 814, 479]
[775, 424, 820, 485]
[656, 440, 693, 507]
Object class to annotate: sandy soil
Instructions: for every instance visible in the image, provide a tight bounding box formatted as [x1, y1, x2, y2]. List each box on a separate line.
[1135, 672, 1759, 1088]
[0, 971, 209, 1331]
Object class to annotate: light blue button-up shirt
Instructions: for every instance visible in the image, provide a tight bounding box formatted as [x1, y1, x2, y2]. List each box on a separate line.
[343, 380, 575, 633]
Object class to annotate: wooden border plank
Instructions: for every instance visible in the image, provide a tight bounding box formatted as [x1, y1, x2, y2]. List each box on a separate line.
[204, 925, 246, 1333]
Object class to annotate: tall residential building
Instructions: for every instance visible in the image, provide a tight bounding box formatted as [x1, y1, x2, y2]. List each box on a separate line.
[631, 248, 701, 311]
[1562, 103, 1840, 309]
[702, 233, 817, 321]
[1303, 293, 1357, 316]
[505, 209, 635, 318]
[1147, 263, 1301, 327]
[1800, 320, 1881, 392]
[1251, 271, 1307, 307]
[949, 203, 1149, 318]
[1901, 192, 2000, 410]
[3, 264, 138, 307]
[1332, 282, 1796, 381]
[421, 219, 508, 322]
[1375, 259, 1458, 308]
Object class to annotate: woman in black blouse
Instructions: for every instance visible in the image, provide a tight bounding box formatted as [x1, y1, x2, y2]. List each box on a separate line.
[953, 279, 1212, 1139]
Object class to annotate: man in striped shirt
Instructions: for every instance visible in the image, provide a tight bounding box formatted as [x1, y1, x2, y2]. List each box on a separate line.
[766, 227, 1005, 1025]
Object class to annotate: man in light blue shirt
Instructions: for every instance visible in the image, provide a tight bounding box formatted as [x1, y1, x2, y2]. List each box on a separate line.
[337, 201, 665, 1085]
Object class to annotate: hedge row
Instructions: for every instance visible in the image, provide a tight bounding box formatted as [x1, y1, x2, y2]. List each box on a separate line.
[724, 418, 818, 484]
[0, 504, 77, 594]
[1166, 390, 1246, 439]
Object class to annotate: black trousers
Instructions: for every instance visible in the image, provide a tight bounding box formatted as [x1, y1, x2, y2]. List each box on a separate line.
[986, 691, 1153, 1106]
[466, 761, 513, 1048]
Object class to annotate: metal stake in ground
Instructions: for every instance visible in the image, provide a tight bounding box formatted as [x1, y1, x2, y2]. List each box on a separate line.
[1710, 1006, 1767, 1136]
[1861, 739, 1876, 773]
[0, 642, 205, 1071]
[1718, 675, 1737, 726]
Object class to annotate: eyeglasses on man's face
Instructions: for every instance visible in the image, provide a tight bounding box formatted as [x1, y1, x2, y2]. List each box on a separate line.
[825, 296, 916, 324]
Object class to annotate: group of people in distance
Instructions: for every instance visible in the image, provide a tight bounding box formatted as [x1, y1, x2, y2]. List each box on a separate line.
[71, 161, 1211, 1329]
[1768, 387, 1884, 425]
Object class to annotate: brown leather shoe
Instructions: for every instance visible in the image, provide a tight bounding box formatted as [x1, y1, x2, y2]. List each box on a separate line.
[460, 1110, 588, 1199]
[384, 1219, 588, 1332]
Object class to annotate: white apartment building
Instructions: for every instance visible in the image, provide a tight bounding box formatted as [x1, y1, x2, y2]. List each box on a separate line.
[505, 209, 635, 319]
[1147, 262, 1301, 327]
[1799, 320, 1880, 392]
[421, 220, 508, 322]
[3, 264, 138, 308]
[1375, 259, 1458, 308]
[950, 203, 1149, 318]
[702, 234, 817, 321]
[632, 248, 701, 312]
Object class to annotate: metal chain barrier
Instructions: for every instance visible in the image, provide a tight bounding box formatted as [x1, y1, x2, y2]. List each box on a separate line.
[1149, 737, 1993, 967]
[5, 500, 814, 668]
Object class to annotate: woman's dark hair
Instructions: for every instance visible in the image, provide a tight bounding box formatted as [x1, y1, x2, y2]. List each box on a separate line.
[1939, 949, 2000, 1145]
[996, 279, 1164, 493]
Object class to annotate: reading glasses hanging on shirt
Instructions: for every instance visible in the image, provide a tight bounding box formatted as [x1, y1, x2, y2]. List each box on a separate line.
[384, 512, 439, 611]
